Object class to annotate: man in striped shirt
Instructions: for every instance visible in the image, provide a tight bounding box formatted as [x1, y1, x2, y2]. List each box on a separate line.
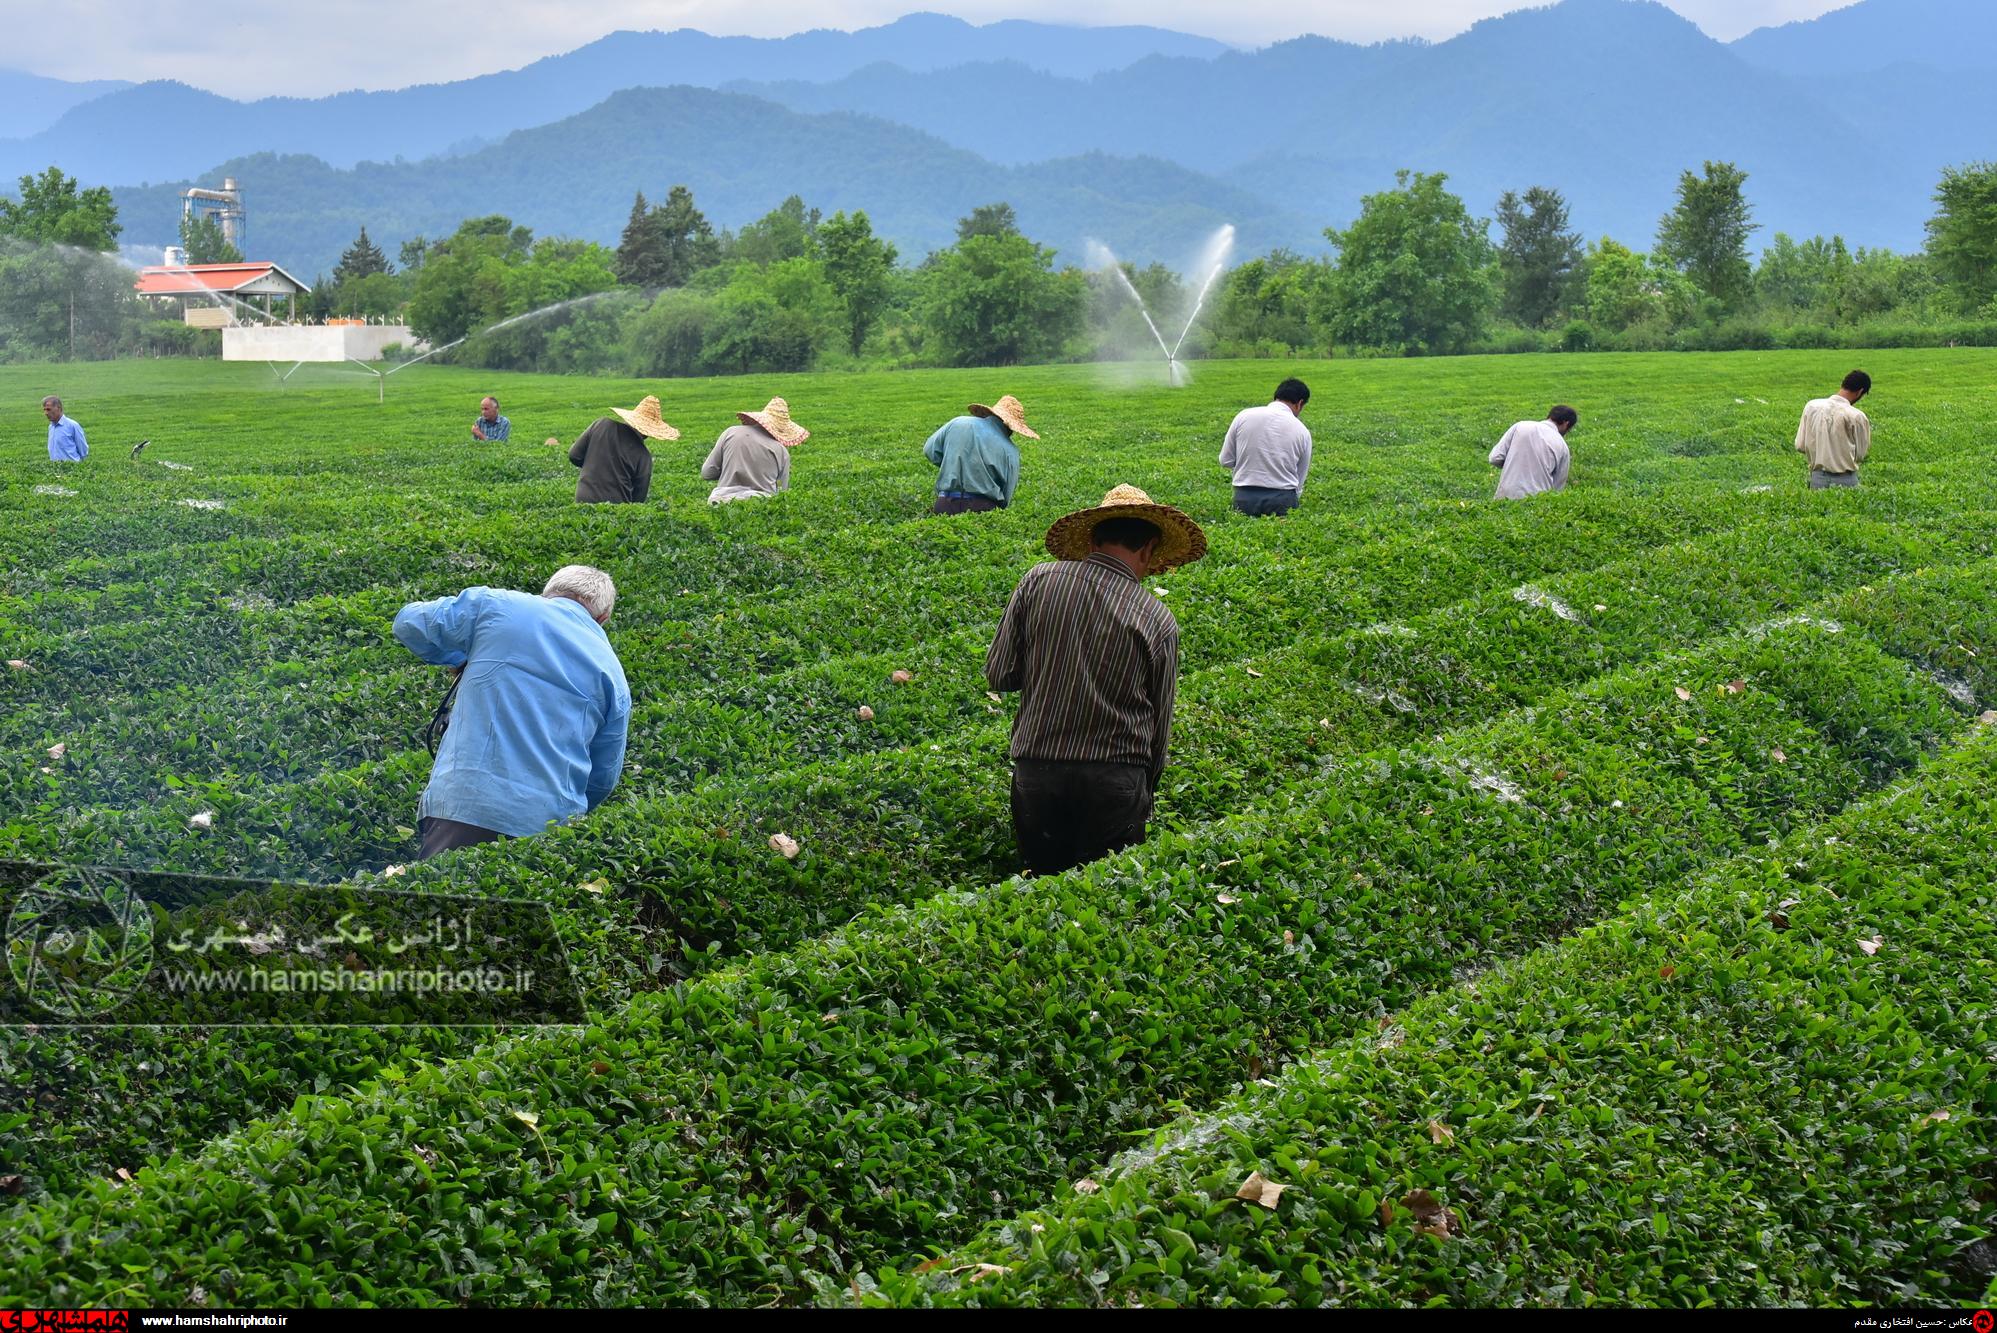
[985, 485, 1208, 876]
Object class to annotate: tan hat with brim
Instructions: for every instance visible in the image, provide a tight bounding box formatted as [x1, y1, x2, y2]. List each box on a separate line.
[970, 394, 1039, 440]
[612, 395, 681, 442]
[1045, 484, 1207, 573]
[739, 396, 810, 447]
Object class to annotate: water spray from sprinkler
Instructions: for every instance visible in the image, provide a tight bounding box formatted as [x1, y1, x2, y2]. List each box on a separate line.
[1089, 225, 1235, 388]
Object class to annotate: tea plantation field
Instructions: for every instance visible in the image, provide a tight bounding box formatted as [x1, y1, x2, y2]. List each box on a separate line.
[2, 351, 1995, 1307]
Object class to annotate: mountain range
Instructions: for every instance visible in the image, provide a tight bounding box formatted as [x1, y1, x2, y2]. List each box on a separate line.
[0, 14, 1230, 185]
[6, 0, 1990, 278]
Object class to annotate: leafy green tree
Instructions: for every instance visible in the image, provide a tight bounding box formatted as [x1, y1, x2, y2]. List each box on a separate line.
[1584, 238, 1657, 332]
[398, 236, 430, 273]
[0, 237, 143, 360]
[956, 202, 1020, 243]
[1925, 161, 1997, 310]
[332, 227, 393, 283]
[818, 209, 898, 355]
[0, 166, 120, 252]
[331, 272, 403, 319]
[1495, 186, 1581, 329]
[700, 258, 842, 373]
[919, 230, 1086, 366]
[650, 185, 722, 288]
[1655, 160, 1758, 310]
[1210, 250, 1330, 352]
[179, 214, 242, 264]
[614, 191, 667, 287]
[1321, 170, 1496, 354]
[733, 195, 821, 267]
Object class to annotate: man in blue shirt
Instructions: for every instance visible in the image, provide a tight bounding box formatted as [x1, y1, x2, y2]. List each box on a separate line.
[471, 396, 511, 442]
[924, 394, 1038, 514]
[392, 565, 631, 860]
[43, 396, 87, 461]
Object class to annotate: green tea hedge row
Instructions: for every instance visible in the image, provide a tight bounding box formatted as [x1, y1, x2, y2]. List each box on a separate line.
[880, 732, 1997, 1308]
[1, 527, 1972, 1195]
[0, 600, 1974, 1306]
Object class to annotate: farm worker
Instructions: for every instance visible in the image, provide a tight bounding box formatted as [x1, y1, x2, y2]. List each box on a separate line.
[701, 397, 809, 504]
[1489, 406, 1577, 500]
[392, 565, 631, 860]
[1218, 378, 1311, 516]
[471, 395, 510, 442]
[1795, 370, 1871, 489]
[985, 484, 1207, 876]
[42, 396, 87, 461]
[924, 394, 1038, 514]
[568, 395, 676, 504]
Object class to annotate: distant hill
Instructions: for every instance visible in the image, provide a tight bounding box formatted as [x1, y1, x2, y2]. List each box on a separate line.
[1731, 0, 1997, 74]
[728, 0, 1980, 249]
[0, 69, 133, 141]
[0, 14, 1232, 186]
[106, 88, 1308, 278]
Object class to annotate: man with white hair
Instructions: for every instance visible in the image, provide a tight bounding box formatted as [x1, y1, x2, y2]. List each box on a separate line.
[392, 565, 631, 860]
[42, 396, 87, 461]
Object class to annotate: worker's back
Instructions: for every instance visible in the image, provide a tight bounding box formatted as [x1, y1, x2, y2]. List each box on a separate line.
[394, 588, 630, 837]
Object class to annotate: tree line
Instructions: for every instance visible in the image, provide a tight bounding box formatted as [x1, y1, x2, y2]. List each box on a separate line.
[3, 158, 1996, 367]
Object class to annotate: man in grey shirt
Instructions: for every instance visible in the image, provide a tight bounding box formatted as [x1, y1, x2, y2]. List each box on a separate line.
[1218, 378, 1312, 516]
[701, 396, 809, 504]
[1489, 405, 1577, 500]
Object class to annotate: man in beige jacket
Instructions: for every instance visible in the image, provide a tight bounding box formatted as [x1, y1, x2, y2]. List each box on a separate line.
[1795, 370, 1871, 489]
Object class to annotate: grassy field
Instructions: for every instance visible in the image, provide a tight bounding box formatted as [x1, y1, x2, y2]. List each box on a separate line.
[2, 350, 1994, 1307]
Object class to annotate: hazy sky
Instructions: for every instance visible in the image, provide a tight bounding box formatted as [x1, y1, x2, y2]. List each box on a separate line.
[10, 0, 1853, 98]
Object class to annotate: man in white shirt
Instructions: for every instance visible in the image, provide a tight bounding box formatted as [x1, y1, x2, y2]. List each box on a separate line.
[1795, 370, 1871, 489]
[1489, 406, 1577, 500]
[1218, 378, 1312, 516]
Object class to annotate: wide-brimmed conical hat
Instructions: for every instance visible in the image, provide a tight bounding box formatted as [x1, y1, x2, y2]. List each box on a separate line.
[1045, 484, 1207, 573]
[611, 395, 680, 442]
[969, 394, 1040, 440]
[738, 397, 810, 447]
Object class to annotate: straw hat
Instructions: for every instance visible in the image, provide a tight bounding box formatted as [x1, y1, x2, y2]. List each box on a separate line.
[969, 394, 1039, 440]
[1045, 484, 1207, 573]
[612, 395, 680, 442]
[739, 397, 810, 447]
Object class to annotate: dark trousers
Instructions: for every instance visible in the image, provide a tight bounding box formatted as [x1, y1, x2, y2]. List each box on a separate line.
[1011, 759, 1154, 877]
[1233, 485, 1301, 517]
[1809, 468, 1859, 490]
[418, 816, 503, 861]
[934, 494, 1004, 515]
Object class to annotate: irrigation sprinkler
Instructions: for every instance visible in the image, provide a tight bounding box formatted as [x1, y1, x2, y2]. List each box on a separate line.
[1090, 224, 1236, 387]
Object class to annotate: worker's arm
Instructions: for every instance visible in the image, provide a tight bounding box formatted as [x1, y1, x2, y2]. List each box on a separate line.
[983, 576, 1032, 693]
[1148, 623, 1180, 790]
[1488, 424, 1515, 468]
[922, 424, 948, 467]
[584, 688, 630, 812]
[1218, 414, 1241, 470]
[1552, 447, 1571, 491]
[998, 444, 1020, 505]
[700, 440, 725, 482]
[1852, 412, 1871, 464]
[568, 429, 589, 468]
[472, 423, 485, 440]
[392, 588, 484, 668]
[72, 421, 88, 458]
[1794, 411, 1811, 456]
[632, 447, 654, 503]
[1296, 427, 1313, 492]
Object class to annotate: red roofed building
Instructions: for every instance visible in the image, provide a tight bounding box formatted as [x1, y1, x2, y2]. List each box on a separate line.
[134, 261, 312, 326]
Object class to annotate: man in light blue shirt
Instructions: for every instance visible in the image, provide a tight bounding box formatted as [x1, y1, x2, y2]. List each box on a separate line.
[472, 396, 511, 442]
[43, 396, 87, 461]
[924, 394, 1038, 514]
[392, 565, 631, 860]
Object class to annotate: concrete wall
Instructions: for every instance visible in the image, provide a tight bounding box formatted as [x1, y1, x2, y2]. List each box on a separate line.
[221, 325, 418, 363]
